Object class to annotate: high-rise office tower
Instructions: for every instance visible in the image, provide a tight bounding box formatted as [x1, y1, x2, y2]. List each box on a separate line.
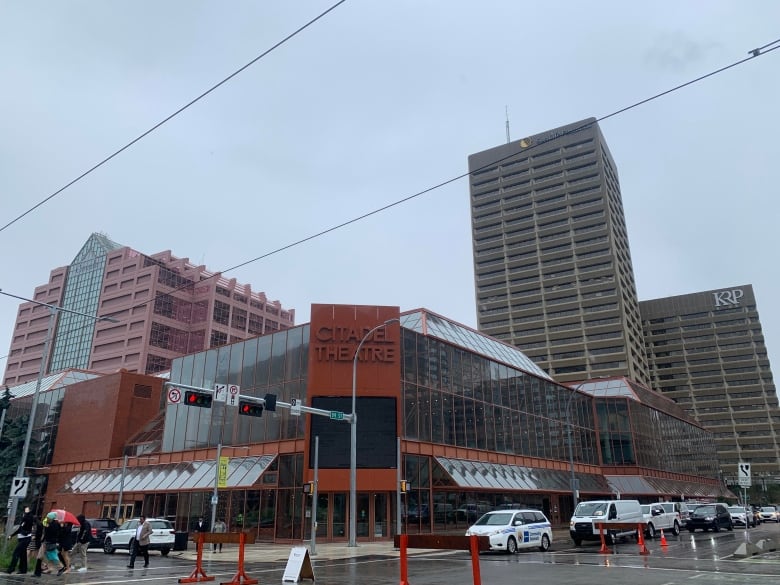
[3, 233, 295, 385]
[641, 285, 780, 480]
[469, 118, 649, 385]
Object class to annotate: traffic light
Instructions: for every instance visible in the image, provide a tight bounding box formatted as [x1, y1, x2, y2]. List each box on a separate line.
[184, 390, 212, 408]
[303, 481, 314, 495]
[263, 393, 277, 412]
[400, 480, 408, 493]
[239, 400, 263, 417]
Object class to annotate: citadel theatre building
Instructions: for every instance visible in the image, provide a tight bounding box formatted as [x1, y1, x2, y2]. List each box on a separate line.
[41, 304, 729, 542]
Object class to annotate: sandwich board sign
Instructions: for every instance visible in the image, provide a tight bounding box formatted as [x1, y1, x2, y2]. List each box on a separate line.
[282, 546, 315, 582]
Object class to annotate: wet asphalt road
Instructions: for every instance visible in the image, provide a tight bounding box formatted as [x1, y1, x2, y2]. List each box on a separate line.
[1, 523, 778, 585]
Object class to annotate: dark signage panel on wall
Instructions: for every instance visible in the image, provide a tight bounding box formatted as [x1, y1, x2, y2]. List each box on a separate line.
[310, 396, 397, 469]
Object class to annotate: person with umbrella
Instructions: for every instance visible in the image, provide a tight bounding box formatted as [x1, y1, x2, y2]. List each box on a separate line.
[33, 512, 67, 577]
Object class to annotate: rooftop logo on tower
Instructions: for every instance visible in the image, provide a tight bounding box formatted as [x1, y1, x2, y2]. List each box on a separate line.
[713, 289, 744, 307]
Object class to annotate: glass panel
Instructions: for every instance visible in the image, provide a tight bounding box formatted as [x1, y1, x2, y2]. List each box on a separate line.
[333, 493, 346, 539]
[374, 493, 387, 537]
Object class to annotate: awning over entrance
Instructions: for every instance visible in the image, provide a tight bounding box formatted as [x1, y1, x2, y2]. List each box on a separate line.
[435, 456, 611, 493]
[605, 475, 735, 500]
[58, 455, 276, 494]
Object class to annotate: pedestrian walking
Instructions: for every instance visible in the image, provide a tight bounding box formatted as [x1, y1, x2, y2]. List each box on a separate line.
[127, 515, 152, 569]
[194, 516, 207, 553]
[71, 515, 91, 572]
[34, 512, 66, 577]
[6, 506, 34, 574]
[212, 518, 226, 552]
[56, 521, 74, 575]
[26, 515, 42, 570]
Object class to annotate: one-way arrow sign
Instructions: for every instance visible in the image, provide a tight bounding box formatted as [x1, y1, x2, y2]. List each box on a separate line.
[738, 461, 751, 488]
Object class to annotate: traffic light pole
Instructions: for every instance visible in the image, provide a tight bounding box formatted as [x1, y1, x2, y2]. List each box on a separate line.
[163, 382, 352, 422]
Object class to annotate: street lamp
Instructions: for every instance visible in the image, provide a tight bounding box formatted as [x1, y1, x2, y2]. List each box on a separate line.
[0, 290, 118, 539]
[563, 379, 593, 511]
[349, 317, 399, 547]
[116, 454, 158, 523]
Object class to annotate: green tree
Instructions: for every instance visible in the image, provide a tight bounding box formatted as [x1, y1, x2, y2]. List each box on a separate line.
[0, 387, 31, 517]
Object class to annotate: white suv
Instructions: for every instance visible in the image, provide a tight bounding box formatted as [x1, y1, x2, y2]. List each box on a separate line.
[103, 518, 175, 556]
[640, 504, 680, 538]
[466, 509, 552, 553]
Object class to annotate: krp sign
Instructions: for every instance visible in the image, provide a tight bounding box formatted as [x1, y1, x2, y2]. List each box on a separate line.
[713, 289, 744, 307]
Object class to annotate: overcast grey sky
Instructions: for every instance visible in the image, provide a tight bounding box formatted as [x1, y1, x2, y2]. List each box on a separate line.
[1, 1, 778, 386]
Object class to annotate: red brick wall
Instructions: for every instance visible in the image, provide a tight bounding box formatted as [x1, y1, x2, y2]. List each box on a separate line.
[52, 372, 163, 464]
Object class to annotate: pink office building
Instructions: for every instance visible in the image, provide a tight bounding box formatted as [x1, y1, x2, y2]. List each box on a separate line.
[3, 233, 295, 385]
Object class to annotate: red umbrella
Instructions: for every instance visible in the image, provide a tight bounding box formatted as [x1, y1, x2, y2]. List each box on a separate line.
[49, 509, 80, 526]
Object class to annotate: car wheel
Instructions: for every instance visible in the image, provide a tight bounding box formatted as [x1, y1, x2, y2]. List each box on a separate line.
[688, 528, 695, 533]
[573, 537, 582, 546]
[672, 521, 680, 536]
[713, 523, 720, 533]
[605, 531, 615, 545]
[646, 523, 656, 539]
[506, 537, 517, 554]
[161, 548, 170, 557]
[538, 534, 550, 552]
[103, 538, 115, 554]
[727, 521, 733, 531]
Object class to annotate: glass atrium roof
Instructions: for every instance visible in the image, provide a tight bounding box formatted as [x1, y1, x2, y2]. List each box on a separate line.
[401, 310, 552, 380]
[58, 455, 276, 494]
[436, 457, 610, 493]
[570, 377, 693, 421]
[6, 370, 102, 400]
[606, 475, 734, 500]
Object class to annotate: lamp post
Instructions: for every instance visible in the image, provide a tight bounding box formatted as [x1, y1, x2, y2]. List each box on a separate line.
[0, 291, 117, 539]
[116, 454, 158, 523]
[563, 379, 592, 512]
[349, 317, 399, 547]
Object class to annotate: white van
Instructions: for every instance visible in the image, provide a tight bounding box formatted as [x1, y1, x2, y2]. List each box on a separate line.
[570, 499, 642, 545]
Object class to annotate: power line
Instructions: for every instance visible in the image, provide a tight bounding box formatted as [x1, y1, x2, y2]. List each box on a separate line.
[0, 0, 348, 235]
[0, 38, 778, 369]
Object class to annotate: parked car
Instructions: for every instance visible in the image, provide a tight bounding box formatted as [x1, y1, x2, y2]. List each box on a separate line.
[660, 502, 692, 527]
[759, 506, 779, 523]
[405, 504, 430, 523]
[87, 518, 118, 548]
[570, 499, 642, 546]
[465, 509, 552, 553]
[728, 506, 756, 528]
[686, 504, 733, 533]
[640, 504, 680, 538]
[103, 518, 175, 556]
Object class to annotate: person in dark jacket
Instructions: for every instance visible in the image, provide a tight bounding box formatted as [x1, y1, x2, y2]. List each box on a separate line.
[33, 513, 65, 577]
[71, 515, 91, 572]
[56, 522, 74, 575]
[6, 506, 34, 574]
[26, 515, 43, 570]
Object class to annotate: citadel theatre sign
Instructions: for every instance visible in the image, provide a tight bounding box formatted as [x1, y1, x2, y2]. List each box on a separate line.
[314, 325, 396, 363]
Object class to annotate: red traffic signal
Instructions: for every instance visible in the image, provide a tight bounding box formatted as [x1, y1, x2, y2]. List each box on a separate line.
[184, 391, 212, 408]
[239, 400, 263, 417]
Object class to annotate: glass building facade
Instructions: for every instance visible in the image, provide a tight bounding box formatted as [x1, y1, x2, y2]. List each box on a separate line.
[51, 305, 727, 542]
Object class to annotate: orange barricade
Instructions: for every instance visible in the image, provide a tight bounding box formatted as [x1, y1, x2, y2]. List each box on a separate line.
[393, 534, 490, 585]
[179, 532, 258, 585]
[595, 522, 650, 556]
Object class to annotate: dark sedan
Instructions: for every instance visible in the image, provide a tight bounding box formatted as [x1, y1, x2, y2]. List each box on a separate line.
[687, 504, 733, 533]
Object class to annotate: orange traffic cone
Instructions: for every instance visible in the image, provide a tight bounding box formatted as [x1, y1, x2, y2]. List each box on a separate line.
[660, 529, 668, 547]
